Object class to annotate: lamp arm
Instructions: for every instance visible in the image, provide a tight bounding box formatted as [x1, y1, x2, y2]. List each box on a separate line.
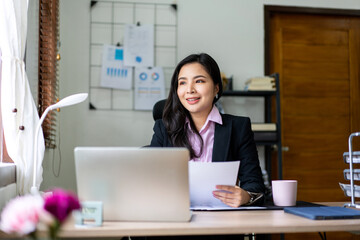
[31, 107, 51, 194]
[30, 93, 88, 194]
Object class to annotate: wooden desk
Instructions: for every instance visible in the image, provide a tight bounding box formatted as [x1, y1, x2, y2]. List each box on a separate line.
[1, 203, 360, 239]
[57, 204, 360, 238]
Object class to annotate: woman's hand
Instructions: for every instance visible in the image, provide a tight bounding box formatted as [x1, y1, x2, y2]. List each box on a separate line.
[212, 185, 250, 208]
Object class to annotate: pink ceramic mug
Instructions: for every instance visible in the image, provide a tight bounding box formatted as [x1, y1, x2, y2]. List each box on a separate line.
[272, 180, 298, 206]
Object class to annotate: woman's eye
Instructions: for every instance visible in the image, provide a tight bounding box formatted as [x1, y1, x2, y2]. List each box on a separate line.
[178, 81, 186, 85]
[196, 79, 205, 83]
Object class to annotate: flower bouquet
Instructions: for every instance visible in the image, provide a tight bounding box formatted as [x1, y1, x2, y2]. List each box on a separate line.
[0, 188, 81, 239]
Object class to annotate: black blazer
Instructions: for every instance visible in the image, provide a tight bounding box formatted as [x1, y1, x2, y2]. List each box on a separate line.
[150, 114, 265, 195]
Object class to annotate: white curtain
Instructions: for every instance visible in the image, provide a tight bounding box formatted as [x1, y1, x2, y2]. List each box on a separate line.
[0, 0, 45, 195]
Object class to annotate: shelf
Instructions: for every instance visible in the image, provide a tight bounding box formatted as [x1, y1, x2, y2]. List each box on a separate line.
[253, 131, 278, 143]
[252, 123, 276, 131]
[222, 73, 282, 180]
[343, 151, 360, 164]
[222, 90, 276, 97]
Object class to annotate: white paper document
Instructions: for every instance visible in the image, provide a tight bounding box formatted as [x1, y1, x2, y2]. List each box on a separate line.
[100, 45, 133, 90]
[124, 24, 154, 67]
[134, 67, 166, 110]
[189, 161, 241, 210]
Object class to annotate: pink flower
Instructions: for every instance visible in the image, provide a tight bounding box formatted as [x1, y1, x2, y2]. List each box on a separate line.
[44, 189, 81, 223]
[0, 195, 45, 235]
[0, 189, 81, 239]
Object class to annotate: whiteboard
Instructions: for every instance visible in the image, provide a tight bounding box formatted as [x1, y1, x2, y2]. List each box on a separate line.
[89, 1, 177, 110]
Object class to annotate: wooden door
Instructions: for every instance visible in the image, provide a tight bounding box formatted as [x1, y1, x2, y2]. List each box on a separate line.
[268, 10, 360, 240]
[269, 12, 360, 203]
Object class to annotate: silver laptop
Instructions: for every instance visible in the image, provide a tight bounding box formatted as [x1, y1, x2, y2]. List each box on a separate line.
[74, 147, 191, 222]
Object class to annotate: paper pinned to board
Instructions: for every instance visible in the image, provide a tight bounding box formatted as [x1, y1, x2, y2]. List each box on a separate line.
[189, 161, 240, 210]
[124, 24, 154, 67]
[100, 45, 133, 90]
[134, 67, 166, 110]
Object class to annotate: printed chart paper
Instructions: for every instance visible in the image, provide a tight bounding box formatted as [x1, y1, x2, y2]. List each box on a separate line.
[189, 161, 240, 209]
[134, 67, 165, 110]
[100, 45, 132, 90]
[124, 24, 154, 67]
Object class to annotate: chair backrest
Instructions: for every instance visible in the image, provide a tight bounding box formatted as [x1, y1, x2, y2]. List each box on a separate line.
[153, 99, 166, 121]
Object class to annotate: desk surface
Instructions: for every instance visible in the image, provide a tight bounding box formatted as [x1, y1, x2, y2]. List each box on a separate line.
[1, 202, 360, 238]
[56, 202, 360, 238]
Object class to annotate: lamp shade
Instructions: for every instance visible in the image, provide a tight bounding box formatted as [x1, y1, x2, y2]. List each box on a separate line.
[49, 93, 88, 110]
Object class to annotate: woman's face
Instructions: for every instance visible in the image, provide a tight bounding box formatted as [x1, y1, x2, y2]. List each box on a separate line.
[177, 63, 219, 119]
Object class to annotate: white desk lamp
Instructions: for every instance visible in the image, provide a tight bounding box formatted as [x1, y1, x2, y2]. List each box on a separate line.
[31, 93, 88, 195]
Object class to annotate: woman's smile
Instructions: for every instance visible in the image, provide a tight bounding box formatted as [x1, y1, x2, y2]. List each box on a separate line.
[186, 97, 200, 104]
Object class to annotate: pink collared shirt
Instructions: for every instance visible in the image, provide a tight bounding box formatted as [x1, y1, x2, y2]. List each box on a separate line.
[186, 106, 223, 162]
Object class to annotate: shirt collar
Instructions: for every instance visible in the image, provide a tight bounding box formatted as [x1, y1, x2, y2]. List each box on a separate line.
[185, 105, 223, 133]
[207, 105, 222, 125]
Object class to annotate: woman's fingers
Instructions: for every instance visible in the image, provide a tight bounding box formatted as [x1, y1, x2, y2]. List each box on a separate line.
[212, 185, 249, 207]
[213, 193, 241, 207]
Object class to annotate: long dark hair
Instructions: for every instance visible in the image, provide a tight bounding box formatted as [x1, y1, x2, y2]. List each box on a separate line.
[162, 53, 223, 159]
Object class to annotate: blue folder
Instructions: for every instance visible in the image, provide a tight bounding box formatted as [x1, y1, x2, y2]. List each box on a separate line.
[284, 206, 360, 220]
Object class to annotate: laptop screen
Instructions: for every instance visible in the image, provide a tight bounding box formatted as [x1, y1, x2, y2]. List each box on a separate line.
[74, 147, 191, 222]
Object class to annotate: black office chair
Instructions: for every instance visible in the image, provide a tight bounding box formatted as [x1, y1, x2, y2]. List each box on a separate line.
[152, 99, 166, 121]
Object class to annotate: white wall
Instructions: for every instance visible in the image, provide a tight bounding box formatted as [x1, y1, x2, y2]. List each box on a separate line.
[41, 0, 360, 192]
[26, 0, 39, 102]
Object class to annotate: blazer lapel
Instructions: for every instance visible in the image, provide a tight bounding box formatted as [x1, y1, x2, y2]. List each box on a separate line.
[212, 117, 232, 162]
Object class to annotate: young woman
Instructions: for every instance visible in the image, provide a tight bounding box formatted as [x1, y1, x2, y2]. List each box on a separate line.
[150, 53, 265, 207]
